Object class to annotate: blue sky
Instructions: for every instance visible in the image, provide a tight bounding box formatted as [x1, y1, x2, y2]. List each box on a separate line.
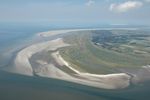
[0, 0, 150, 26]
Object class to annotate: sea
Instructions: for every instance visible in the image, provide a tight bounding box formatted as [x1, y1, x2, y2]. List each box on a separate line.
[0, 23, 150, 100]
[0, 23, 57, 68]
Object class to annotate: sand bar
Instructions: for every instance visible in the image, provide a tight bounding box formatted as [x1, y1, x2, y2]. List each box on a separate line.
[10, 29, 132, 89]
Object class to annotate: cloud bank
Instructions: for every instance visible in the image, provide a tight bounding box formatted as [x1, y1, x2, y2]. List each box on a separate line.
[110, 1, 143, 13]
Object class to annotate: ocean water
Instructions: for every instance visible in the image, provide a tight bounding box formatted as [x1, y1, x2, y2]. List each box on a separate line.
[0, 70, 150, 100]
[0, 23, 54, 67]
[0, 24, 150, 100]
[0, 23, 51, 51]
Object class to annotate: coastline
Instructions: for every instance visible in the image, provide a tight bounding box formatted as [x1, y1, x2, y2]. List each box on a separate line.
[37, 28, 138, 37]
[3, 29, 134, 89]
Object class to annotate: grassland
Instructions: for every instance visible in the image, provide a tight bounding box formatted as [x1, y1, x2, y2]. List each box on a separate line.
[59, 30, 150, 74]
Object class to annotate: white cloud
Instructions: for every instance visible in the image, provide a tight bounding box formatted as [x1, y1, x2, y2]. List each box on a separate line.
[109, 1, 143, 13]
[86, 0, 95, 6]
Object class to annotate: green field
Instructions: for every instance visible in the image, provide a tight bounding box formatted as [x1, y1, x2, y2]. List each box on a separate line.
[59, 30, 150, 74]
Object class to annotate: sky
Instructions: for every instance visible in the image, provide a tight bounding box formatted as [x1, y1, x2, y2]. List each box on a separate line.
[0, 0, 150, 26]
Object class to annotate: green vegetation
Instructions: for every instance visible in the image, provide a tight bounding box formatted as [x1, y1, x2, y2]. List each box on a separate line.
[59, 30, 150, 74]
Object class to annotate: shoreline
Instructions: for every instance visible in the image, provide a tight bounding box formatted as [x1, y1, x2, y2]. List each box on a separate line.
[5, 29, 142, 89]
[37, 27, 138, 37]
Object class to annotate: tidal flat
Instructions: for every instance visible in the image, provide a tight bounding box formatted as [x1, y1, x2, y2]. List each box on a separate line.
[1, 28, 150, 100]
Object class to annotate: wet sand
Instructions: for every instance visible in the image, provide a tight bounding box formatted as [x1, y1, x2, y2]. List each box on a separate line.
[4, 29, 134, 89]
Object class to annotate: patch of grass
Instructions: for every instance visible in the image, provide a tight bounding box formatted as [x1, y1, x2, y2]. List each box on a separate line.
[59, 30, 150, 74]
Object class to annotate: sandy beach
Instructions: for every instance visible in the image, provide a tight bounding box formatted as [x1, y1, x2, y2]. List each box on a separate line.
[7, 29, 134, 89]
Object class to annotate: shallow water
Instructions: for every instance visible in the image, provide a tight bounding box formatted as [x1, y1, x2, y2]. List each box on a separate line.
[0, 24, 150, 100]
[0, 71, 150, 100]
[0, 23, 56, 68]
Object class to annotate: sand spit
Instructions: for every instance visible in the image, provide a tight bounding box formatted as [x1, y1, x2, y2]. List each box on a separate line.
[51, 51, 131, 89]
[11, 29, 132, 89]
[12, 38, 69, 76]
